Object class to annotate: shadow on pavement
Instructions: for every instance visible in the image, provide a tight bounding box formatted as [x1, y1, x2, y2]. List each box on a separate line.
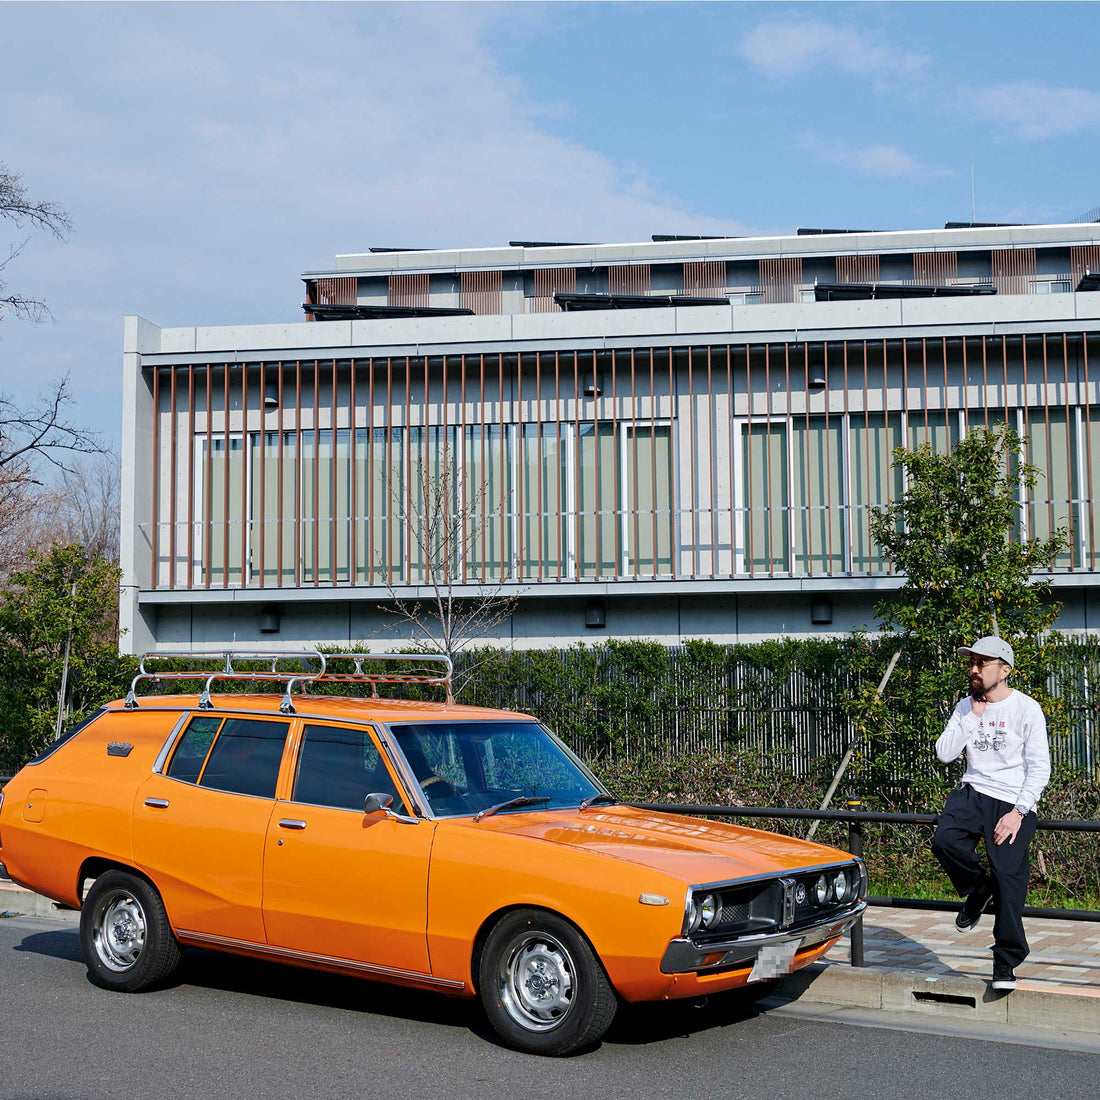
[604, 983, 776, 1047]
[11, 927, 786, 1052]
[177, 947, 494, 1038]
[12, 928, 83, 964]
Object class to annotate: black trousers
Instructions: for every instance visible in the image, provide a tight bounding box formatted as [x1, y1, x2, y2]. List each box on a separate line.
[930, 784, 1037, 968]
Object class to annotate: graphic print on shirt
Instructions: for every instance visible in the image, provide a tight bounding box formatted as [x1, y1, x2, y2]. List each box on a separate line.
[973, 718, 1006, 753]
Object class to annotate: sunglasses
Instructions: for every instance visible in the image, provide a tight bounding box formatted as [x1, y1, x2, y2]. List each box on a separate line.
[966, 656, 1000, 670]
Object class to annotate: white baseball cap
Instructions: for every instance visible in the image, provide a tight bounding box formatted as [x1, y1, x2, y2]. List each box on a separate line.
[957, 636, 1014, 668]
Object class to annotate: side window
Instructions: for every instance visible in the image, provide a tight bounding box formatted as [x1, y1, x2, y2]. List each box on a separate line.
[294, 724, 408, 815]
[198, 718, 290, 799]
[167, 716, 222, 784]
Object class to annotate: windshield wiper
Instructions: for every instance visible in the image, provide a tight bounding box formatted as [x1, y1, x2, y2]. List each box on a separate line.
[578, 793, 619, 812]
[473, 796, 551, 822]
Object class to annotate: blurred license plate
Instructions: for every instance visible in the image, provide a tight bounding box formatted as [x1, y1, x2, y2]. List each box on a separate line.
[748, 940, 800, 982]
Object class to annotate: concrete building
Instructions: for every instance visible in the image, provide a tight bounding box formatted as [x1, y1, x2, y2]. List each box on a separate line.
[120, 223, 1100, 652]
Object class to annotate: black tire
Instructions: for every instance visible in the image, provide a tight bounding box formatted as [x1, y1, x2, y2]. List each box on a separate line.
[79, 870, 181, 992]
[477, 909, 617, 1056]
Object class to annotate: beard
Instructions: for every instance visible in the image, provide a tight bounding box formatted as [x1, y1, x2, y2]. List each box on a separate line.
[970, 676, 986, 701]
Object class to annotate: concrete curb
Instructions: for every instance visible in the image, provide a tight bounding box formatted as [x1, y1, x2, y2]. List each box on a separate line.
[781, 961, 1100, 1034]
[0, 883, 79, 923]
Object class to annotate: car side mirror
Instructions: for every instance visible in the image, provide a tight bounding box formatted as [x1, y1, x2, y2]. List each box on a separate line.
[363, 792, 394, 815]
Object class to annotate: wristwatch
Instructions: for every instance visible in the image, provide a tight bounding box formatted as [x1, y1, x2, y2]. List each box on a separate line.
[1014, 804, 1029, 817]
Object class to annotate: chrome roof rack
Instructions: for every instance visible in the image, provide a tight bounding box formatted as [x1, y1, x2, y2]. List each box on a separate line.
[124, 650, 454, 713]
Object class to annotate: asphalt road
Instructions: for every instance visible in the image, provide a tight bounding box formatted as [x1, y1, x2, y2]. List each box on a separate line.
[2, 916, 1098, 1100]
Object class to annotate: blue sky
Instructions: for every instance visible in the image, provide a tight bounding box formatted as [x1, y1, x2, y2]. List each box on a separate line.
[3, 1, 1100, 455]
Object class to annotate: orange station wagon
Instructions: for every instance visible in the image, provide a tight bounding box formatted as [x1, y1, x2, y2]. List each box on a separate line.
[0, 652, 867, 1055]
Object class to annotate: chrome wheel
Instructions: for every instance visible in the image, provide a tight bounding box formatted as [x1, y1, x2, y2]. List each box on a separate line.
[498, 931, 576, 1032]
[93, 891, 148, 972]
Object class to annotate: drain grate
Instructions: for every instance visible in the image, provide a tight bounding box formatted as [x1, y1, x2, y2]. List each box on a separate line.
[912, 990, 977, 1008]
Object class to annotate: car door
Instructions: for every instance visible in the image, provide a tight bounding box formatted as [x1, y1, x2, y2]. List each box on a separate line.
[133, 712, 292, 943]
[261, 721, 434, 975]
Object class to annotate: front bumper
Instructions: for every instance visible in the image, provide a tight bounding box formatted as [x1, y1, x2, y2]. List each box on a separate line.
[660, 900, 867, 974]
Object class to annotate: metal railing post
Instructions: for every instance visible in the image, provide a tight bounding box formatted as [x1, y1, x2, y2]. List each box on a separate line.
[845, 797, 866, 967]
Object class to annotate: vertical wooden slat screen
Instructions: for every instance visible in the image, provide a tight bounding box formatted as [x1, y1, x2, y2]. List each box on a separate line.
[758, 257, 803, 303]
[257, 363, 265, 588]
[154, 329, 1100, 594]
[836, 254, 880, 284]
[240, 366, 248, 587]
[168, 368, 177, 589]
[992, 248, 1037, 295]
[151, 368, 160, 589]
[529, 267, 576, 312]
[1070, 246, 1100, 284]
[460, 270, 503, 314]
[388, 274, 429, 308]
[683, 261, 726, 296]
[609, 264, 651, 296]
[912, 252, 958, 286]
[307, 277, 357, 320]
[203, 365, 212, 588]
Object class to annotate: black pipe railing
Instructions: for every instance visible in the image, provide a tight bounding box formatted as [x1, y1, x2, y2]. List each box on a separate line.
[628, 801, 1100, 966]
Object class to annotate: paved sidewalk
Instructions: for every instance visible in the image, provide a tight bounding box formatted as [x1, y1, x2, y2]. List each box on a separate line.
[827, 905, 1100, 997]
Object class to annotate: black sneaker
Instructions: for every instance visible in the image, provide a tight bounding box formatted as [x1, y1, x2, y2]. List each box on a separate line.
[955, 883, 994, 931]
[992, 964, 1017, 991]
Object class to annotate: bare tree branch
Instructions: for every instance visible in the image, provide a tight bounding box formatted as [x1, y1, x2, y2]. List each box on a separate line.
[1, 164, 72, 325]
[0, 165, 73, 238]
[0, 376, 104, 477]
[377, 442, 521, 697]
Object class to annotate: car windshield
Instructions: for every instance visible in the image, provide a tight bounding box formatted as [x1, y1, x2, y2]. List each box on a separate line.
[388, 721, 603, 818]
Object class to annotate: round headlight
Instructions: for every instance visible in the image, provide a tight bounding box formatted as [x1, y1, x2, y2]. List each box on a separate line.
[834, 870, 849, 902]
[699, 893, 719, 929]
[814, 875, 829, 905]
[685, 896, 701, 934]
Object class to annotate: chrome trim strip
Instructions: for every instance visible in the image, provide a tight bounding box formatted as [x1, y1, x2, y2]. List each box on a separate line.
[660, 901, 866, 974]
[173, 929, 465, 990]
[152, 712, 191, 775]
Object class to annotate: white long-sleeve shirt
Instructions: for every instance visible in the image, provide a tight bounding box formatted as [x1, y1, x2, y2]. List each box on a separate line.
[935, 689, 1051, 813]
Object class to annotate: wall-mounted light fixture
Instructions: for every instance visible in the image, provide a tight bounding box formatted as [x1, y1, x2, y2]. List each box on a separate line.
[808, 370, 827, 390]
[585, 600, 606, 628]
[259, 604, 281, 633]
[810, 596, 833, 625]
[583, 372, 604, 397]
[264, 382, 280, 409]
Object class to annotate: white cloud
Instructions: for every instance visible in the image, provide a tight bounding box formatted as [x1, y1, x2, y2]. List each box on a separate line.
[0, 4, 756, 440]
[972, 81, 1100, 139]
[738, 18, 928, 82]
[798, 136, 951, 182]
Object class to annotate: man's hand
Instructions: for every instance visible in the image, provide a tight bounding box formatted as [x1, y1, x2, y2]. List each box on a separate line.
[994, 809, 1024, 845]
[971, 698, 986, 717]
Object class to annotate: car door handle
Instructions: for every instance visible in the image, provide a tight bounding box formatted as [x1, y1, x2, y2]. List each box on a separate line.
[144, 798, 170, 809]
[278, 819, 307, 830]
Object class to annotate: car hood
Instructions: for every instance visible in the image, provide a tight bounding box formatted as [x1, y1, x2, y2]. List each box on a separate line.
[473, 805, 853, 884]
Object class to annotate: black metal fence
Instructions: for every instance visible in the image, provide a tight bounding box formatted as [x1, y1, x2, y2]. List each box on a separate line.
[631, 801, 1100, 967]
